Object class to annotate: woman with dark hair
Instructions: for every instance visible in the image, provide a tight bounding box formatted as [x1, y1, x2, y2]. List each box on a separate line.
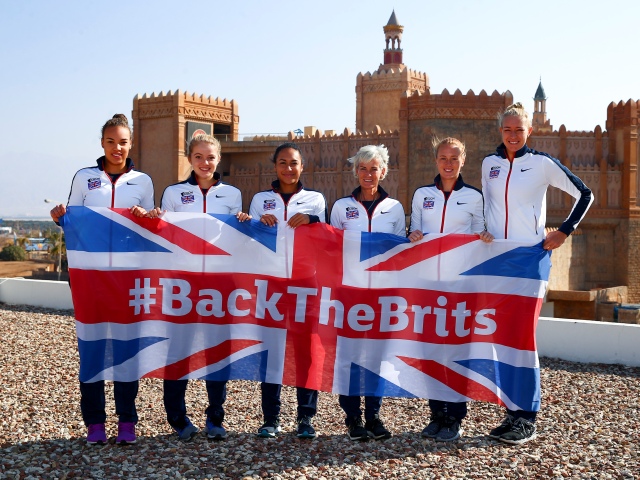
[249, 142, 328, 439]
[330, 144, 404, 441]
[50, 114, 154, 445]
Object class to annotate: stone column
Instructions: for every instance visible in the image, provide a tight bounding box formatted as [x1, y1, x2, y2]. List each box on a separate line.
[596, 126, 607, 208]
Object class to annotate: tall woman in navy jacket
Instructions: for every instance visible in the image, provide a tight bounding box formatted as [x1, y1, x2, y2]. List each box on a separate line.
[330, 144, 404, 441]
[481, 103, 593, 445]
[49, 114, 155, 445]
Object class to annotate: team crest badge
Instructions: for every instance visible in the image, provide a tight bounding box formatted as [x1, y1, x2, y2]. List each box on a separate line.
[181, 191, 195, 204]
[423, 197, 435, 209]
[264, 199, 277, 211]
[87, 178, 101, 190]
[346, 207, 359, 220]
[489, 166, 501, 179]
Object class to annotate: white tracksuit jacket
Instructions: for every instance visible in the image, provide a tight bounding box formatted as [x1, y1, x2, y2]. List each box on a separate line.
[330, 186, 406, 236]
[409, 175, 485, 235]
[249, 181, 328, 224]
[161, 171, 241, 214]
[66, 157, 154, 210]
[482, 144, 593, 241]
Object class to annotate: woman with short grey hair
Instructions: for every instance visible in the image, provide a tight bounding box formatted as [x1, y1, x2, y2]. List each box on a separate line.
[330, 144, 405, 441]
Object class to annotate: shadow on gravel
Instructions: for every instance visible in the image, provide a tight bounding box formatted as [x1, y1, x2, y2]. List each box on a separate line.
[0, 431, 506, 478]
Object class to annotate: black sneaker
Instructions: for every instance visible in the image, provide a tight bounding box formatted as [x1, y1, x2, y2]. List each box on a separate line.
[346, 416, 368, 441]
[434, 416, 462, 442]
[296, 416, 316, 439]
[421, 411, 444, 438]
[488, 414, 515, 439]
[499, 417, 537, 445]
[365, 414, 392, 440]
[257, 417, 281, 438]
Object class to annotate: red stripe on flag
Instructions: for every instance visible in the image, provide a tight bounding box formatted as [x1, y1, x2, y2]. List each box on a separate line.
[116, 209, 230, 256]
[283, 224, 345, 391]
[366, 234, 478, 271]
[398, 356, 506, 406]
[144, 339, 261, 379]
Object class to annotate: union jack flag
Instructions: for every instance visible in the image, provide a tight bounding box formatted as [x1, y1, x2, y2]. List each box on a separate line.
[62, 206, 550, 411]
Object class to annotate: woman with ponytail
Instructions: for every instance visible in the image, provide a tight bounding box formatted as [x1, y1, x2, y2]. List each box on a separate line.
[50, 114, 155, 445]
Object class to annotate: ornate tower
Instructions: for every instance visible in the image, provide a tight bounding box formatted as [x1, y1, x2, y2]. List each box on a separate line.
[532, 79, 553, 133]
[383, 10, 403, 66]
[131, 90, 239, 205]
[355, 11, 429, 132]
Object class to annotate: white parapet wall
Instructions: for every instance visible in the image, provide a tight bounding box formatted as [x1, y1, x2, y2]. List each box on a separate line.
[0, 278, 74, 310]
[537, 317, 640, 367]
[0, 278, 639, 367]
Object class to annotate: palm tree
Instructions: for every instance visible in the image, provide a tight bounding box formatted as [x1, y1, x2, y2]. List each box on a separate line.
[44, 228, 66, 280]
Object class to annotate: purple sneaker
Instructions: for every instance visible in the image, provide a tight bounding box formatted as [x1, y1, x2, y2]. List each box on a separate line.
[116, 422, 137, 444]
[86, 424, 107, 445]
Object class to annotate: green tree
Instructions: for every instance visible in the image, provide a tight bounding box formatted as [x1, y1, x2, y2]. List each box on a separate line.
[44, 228, 66, 272]
[0, 245, 27, 261]
[15, 237, 28, 249]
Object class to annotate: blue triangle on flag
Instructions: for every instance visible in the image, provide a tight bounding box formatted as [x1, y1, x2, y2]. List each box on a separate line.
[460, 242, 551, 280]
[359, 232, 410, 262]
[78, 336, 167, 382]
[64, 207, 171, 253]
[202, 350, 269, 382]
[215, 215, 278, 253]
[349, 363, 417, 398]
[455, 359, 540, 411]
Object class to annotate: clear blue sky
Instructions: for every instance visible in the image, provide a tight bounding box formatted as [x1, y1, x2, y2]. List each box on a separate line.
[1, 0, 638, 218]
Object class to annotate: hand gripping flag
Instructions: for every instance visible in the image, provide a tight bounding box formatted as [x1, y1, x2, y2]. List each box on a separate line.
[62, 207, 551, 412]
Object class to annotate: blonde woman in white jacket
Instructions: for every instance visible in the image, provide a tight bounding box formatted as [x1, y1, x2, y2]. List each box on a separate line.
[409, 137, 492, 443]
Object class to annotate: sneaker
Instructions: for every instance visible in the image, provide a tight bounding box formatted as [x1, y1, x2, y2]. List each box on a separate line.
[346, 416, 368, 441]
[499, 417, 537, 445]
[365, 414, 391, 440]
[421, 412, 444, 438]
[434, 416, 462, 442]
[205, 417, 227, 440]
[488, 414, 515, 439]
[257, 417, 281, 438]
[86, 424, 107, 445]
[173, 417, 199, 441]
[296, 416, 317, 439]
[116, 422, 137, 445]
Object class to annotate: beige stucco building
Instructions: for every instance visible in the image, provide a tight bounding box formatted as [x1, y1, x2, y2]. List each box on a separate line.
[130, 11, 640, 313]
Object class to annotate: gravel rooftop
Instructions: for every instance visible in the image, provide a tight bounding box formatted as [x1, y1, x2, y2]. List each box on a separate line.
[1, 303, 638, 479]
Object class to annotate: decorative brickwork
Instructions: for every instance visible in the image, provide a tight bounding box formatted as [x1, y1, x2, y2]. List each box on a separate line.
[225, 127, 400, 212]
